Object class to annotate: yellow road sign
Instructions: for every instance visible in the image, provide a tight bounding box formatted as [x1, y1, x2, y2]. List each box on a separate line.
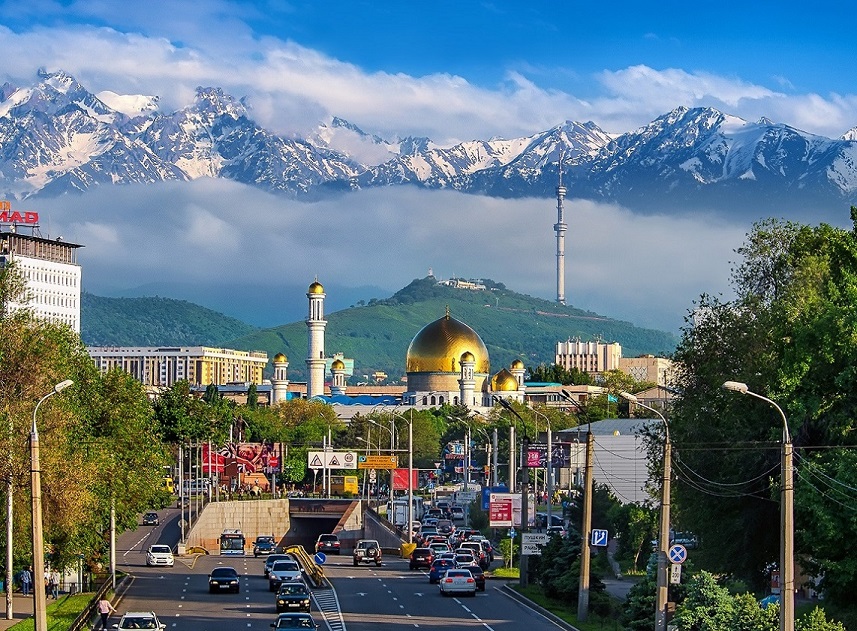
[357, 455, 398, 469]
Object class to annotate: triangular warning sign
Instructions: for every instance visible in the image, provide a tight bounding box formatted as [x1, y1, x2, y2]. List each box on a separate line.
[309, 455, 323, 467]
[328, 455, 341, 467]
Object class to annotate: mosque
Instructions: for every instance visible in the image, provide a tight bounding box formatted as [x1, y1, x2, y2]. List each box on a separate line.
[269, 279, 527, 416]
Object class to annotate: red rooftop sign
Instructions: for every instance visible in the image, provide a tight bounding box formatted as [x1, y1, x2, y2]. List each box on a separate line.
[0, 200, 39, 224]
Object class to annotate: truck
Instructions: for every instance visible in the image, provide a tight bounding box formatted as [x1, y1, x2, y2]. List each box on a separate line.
[391, 501, 409, 528]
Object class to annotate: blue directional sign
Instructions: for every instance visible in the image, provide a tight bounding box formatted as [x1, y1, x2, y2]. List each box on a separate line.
[509, 528, 517, 539]
[591, 529, 609, 547]
[668, 544, 688, 564]
[314, 552, 327, 565]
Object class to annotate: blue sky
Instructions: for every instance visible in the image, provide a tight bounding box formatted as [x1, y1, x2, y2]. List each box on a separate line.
[2, 0, 854, 333]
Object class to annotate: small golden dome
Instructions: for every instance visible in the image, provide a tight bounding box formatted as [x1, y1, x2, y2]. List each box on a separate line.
[331, 359, 345, 370]
[461, 351, 475, 363]
[492, 368, 518, 392]
[273, 353, 287, 363]
[511, 359, 524, 370]
[308, 280, 324, 294]
[406, 311, 489, 374]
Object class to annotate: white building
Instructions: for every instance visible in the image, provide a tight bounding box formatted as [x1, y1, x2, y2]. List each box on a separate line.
[0, 204, 82, 333]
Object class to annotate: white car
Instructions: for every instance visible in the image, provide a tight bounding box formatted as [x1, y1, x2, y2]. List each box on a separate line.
[269, 559, 303, 591]
[438, 568, 477, 597]
[112, 611, 166, 629]
[145, 544, 174, 567]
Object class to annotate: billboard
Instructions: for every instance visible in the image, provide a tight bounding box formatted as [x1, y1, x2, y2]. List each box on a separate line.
[201, 442, 281, 475]
[391, 468, 419, 491]
[489, 492, 536, 528]
[526, 442, 574, 468]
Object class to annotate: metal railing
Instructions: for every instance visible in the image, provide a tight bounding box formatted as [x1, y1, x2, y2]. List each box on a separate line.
[69, 572, 114, 631]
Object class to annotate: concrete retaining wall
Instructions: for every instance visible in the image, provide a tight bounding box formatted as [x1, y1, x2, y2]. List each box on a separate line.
[185, 499, 292, 553]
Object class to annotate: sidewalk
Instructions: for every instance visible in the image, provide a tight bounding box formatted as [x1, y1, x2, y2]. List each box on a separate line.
[0, 592, 34, 631]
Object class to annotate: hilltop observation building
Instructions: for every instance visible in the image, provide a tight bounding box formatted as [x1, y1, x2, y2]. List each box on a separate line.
[0, 201, 82, 333]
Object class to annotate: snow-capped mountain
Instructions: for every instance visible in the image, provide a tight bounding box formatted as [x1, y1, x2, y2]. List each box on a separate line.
[2, 70, 857, 217]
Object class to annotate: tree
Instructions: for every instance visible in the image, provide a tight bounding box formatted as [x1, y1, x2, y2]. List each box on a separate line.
[672, 571, 736, 631]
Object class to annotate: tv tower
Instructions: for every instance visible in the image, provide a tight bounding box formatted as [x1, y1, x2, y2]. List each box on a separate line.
[554, 152, 568, 305]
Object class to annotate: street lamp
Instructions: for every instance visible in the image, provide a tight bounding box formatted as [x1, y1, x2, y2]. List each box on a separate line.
[32, 379, 74, 631]
[531, 407, 553, 529]
[620, 391, 671, 631]
[722, 381, 794, 631]
[392, 411, 415, 544]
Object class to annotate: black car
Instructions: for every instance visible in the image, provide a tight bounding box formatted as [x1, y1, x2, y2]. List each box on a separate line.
[315, 534, 341, 555]
[409, 547, 435, 570]
[468, 564, 486, 591]
[208, 567, 240, 593]
[270, 613, 318, 629]
[276, 582, 312, 612]
[142, 512, 159, 526]
[254, 536, 277, 557]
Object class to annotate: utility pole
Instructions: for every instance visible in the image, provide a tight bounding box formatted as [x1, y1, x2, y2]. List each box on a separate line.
[519, 434, 530, 588]
[577, 429, 594, 622]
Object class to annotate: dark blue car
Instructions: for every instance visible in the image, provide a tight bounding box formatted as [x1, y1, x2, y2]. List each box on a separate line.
[428, 559, 456, 584]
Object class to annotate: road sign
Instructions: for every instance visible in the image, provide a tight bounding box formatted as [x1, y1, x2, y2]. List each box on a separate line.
[591, 529, 609, 547]
[668, 544, 688, 564]
[314, 552, 327, 565]
[670, 563, 682, 584]
[509, 528, 516, 538]
[368, 469, 377, 482]
[307, 451, 358, 470]
[521, 532, 549, 555]
[357, 455, 398, 469]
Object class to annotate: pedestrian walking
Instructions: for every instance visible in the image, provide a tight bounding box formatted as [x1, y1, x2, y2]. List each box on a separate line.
[97, 597, 116, 629]
[48, 570, 59, 599]
[20, 567, 32, 596]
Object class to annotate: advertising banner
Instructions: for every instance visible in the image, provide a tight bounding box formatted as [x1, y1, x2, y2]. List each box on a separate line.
[391, 468, 419, 490]
[201, 442, 281, 475]
[489, 494, 513, 527]
[489, 492, 535, 528]
[526, 442, 574, 468]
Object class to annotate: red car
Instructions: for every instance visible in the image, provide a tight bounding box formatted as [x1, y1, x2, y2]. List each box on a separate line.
[409, 547, 435, 570]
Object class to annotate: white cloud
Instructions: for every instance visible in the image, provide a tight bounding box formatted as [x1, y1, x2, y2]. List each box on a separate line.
[38, 180, 746, 333]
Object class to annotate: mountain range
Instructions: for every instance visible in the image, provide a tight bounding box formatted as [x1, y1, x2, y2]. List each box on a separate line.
[2, 69, 856, 219]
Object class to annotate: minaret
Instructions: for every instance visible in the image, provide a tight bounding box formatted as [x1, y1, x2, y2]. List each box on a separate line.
[330, 359, 347, 396]
[271, 353, 290, 403]
[305, 279, 327, 398]
[554, 152, 568, 305]
[458, 351, 476, 408]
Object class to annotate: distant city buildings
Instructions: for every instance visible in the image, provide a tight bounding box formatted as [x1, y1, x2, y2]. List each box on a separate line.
[86, 346, 268, 387]
[555, 338, 674, 387]
[0, 201, 82, 332]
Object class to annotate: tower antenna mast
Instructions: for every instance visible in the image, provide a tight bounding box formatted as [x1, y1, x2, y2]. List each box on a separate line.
[554, 147, 568, 305]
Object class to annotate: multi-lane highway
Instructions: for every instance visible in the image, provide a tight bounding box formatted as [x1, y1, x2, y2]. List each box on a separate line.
[114, 508, 563, 631]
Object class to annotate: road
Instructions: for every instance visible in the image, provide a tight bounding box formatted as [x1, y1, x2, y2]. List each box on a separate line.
[114, 510, 566, 631]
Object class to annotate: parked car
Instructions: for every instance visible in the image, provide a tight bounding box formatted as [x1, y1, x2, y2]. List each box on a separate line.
[352, 539, 382, 566]
[141, 512, 159, 526]
[112, 611, 166, 629]
[270, 613, 319, 629]
[208, 567, 240, 593]
[275, 582, 312, 613]
[409, 547, 435, 570]
[315, 534, 341, 555]
[145, 545, 174, 567]
[254, 535, 277, 557]
[428, 558, 456, 584]
[269, 559, 303, 591]
[438, 568, 477, 597]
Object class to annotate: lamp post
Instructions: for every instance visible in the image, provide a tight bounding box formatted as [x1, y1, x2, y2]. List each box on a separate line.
[393, 411, 415, 544]
[722, 381, 794, 631]
[620, 391, 671, 631]
[31, 379, 74, 631]
[531, 408, 553, 529]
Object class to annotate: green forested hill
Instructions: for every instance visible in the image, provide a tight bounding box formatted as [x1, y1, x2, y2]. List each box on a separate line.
[225, 277, 678, 382]
[81, 293, 259, 346]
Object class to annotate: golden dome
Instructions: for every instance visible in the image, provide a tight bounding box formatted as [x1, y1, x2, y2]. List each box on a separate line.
[492, 368, 518, 392]
[308, 281, 324, 294]
[406, 311, 489, 374]
[461, 351, 475, 363]
[331, 359, 345, 370]
[273, 353, 287, 363]
[511, 359, 524, 370]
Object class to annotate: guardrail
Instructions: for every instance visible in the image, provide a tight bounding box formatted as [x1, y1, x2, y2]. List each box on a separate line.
[285, 545, 326, 588]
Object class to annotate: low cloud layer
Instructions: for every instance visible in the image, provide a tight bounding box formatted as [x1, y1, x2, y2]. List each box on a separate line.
[37, 180, 748, 333]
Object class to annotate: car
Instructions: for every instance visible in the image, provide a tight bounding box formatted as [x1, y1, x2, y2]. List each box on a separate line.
[265, 554, 293, 578]
[428, 542, 451, 556]
[270, 613, 319, 629]
[315, 534, 341, 555]
[269, 559, 303, 591]
[141, 512, 159, 526]
[254, 536, 277, 557]
[208, 566, 240, 593]
[438, 568, 477, 597]
[454, 552, 476, 568]
[112, 611, 166, 629]
[145, 545, 174, 567]
[428, 558, 456, 584]
[547, 525, 567, 538]
[436, 519, 454, 535]
[409, 547, 434, 570]
[457, 542, 488, 568]
[352, 539, 382, 566]
[276, 581, 312, 613]
[469, 564, 486, 591]
[450, 506, 466, 522]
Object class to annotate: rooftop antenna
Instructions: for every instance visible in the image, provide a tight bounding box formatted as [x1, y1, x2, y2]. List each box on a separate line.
[554, 148, 568, 305]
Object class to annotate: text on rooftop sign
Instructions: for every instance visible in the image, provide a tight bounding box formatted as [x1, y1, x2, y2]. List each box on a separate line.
[0, 201, 39, 224]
